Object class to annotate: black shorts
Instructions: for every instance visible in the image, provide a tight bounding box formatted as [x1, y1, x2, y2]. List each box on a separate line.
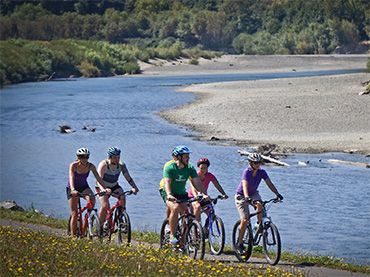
[66, 186, 91, 200]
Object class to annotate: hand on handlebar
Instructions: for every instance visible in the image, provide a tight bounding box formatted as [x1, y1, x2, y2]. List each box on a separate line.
[276, 193, 284, 201]
[131, 187, 139, 195]
[167, 194, 176, 202]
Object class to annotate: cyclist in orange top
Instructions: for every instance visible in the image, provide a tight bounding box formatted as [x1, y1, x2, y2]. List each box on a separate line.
[67, 147, 108, 237]
[189, 157, 228, 222]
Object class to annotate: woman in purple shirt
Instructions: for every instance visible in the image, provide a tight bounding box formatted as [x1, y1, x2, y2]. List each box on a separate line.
[234, 153, 283, 253]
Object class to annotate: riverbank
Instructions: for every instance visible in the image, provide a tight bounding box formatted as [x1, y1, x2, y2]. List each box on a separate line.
[140, 55, 370, 155]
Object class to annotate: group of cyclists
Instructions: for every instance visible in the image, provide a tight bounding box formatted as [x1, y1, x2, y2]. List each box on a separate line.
[67, 145, 283, 254]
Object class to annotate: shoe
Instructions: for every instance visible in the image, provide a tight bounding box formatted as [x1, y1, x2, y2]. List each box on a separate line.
[169, 235, 179, 245]
[236, 243, 245, 254]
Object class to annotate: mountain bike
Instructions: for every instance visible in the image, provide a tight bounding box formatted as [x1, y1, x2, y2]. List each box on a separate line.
[160, 196, 205, 260]
[67, 192, 101, 241]
[101, 190, 133, 245]
[232, 197, 282, 265]
[201, 195, 226, 255]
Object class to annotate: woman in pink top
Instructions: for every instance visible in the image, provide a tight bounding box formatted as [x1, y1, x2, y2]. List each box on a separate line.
[189, 158, 228, 221]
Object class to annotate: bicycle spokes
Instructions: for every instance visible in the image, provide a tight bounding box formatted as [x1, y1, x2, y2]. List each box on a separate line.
[262, 223, 281, 265]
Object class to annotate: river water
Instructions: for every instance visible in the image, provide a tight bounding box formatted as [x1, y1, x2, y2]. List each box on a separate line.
[1, 70, 369, 265]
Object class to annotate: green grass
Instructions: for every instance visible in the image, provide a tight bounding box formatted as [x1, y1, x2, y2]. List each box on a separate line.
[1, 208, 369, 274]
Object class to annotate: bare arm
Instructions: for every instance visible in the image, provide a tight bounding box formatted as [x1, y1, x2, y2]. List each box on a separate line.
[122, 164, 139, 193]
[190, 176, 206, 194]
[242, 180, 250, 199]
[69, 162, 77, 193]
[164, 177, 175, 201]
[212, 179, 228, 198]
[265, 178, 280, 195]
[90, 164, 106, 191]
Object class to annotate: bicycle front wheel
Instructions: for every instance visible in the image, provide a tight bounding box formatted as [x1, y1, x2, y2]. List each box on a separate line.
[160, 218, 171, 248]
[208, 215, 225, 255]
[185, 220, 205, 260]
[116, 210, 131, 245]
[232, 220, 253, 262]
[262, 222, 281, 265]
[88, 211, 102, 241]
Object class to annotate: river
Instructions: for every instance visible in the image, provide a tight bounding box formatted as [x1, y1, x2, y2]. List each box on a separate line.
[1, 70, 369, 265]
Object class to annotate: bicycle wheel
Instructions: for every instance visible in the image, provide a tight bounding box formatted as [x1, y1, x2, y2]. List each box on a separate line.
[160, 218, 171, 248]
[262, 222, 281, 265]
[232, 220, 253, 262]
[208, 215, 225, 255]
[185, 220, 205, 260]
[116, 209, 131, 245]
[88, 211, 102, 241]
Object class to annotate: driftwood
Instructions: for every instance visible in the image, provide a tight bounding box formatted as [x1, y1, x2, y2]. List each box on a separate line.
[237, 150, 290, 166]
[327, 159, 370, 168]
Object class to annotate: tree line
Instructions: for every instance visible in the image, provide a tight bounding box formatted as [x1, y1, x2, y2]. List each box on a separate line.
[1, 0, 369, 53]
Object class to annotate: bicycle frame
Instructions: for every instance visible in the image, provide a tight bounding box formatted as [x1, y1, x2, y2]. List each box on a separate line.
[76, 194, 94, 237]
[104, 191, 132, 234]
[201, 196, 224, 237]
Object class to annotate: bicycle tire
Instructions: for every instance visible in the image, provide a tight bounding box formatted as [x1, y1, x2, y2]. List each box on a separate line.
[262, 222, 281, 265]
[208, 215, 225, 255]
[185, 220, 205, 260]
[159, 218, 170, 248]
[116, 209, 131, 245]
[232, 220, 253, 262]
[88, 210, 102, 241]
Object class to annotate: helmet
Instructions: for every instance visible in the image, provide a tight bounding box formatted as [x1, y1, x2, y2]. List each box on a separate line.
[76, 147, 90, 156]
[107, 146, 121, 157]
[247, 153, 262, 163]
[197, 157, 210, 167]
[172, 145, 191, 156]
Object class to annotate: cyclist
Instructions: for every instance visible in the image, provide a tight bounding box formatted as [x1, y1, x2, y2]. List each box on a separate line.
[188, 157, 228, 222]
[159, 145, 209, 245]
[67, 147, 108, 237]
[235, 153, 283, 253]
[96, 146, 139, 226]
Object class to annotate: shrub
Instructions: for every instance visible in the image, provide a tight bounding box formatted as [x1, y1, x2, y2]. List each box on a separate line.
[189, 58, 199, 65]
[77, 61, 100, 77]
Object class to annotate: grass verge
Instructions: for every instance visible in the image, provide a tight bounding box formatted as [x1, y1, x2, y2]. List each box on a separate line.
[1, 208, 369, 274]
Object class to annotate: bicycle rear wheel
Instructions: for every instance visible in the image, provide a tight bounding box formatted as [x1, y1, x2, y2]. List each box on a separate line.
[160, 218, 171, 248]
[88, 211, 102, 241]
[262, 222, 281, 265]
[185, 220, 205, 260]
[208, 215, 225, 255]
[232, 220, 253, 262]
[116, 209, 131, 245]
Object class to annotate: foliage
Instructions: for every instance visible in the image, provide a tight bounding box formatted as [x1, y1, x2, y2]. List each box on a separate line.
[0, 39, 220, 85]
[367, 58, 370, 72]
[0, 0, 368, 53]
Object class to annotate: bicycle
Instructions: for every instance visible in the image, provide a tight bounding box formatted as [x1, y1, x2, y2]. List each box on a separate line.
[101, 190, 133, 245]
[160, 196, 205, 260]
[67, 192, 101, 241]
[201, 195, 226, 255]
[232, 197, 282, 265]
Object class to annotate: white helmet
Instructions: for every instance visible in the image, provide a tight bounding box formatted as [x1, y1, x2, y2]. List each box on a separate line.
[247, 153, 262, 163]
[76, 147, 90, 156]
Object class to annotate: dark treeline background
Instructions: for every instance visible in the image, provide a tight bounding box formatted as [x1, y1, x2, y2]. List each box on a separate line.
[1, 0, 369, 53]
[1, 0, 369, 86]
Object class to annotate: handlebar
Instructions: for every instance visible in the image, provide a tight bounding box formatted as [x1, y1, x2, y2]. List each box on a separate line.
[169, 195, 203, 204]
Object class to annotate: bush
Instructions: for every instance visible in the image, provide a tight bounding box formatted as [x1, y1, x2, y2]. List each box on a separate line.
[77, 61, 100, 77]
[189, 58, 199, 65]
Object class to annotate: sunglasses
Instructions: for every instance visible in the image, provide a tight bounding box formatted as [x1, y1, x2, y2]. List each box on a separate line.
[77, 155, 89, 159]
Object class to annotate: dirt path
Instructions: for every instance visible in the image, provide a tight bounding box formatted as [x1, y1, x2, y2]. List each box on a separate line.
[1, 218, 368, 277]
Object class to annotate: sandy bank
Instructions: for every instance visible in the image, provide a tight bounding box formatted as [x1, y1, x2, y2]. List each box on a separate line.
[140, 54, 368, 76]
[151, 55, 370, 154]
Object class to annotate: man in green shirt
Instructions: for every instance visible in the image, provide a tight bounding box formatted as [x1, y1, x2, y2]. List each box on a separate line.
[162, 145, 208, 245]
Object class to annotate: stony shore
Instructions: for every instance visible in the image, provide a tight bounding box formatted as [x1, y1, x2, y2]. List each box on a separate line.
[140, 55, 370, 154]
